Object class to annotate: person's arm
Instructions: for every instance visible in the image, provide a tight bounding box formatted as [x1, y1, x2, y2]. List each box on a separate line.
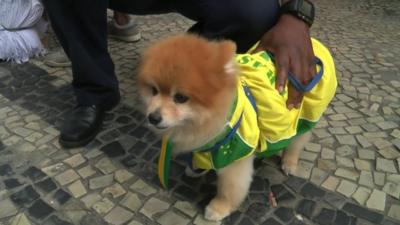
[252, 0, 316, 110]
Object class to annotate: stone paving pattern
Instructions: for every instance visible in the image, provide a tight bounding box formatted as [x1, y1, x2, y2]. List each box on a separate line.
[1, 0, 400, 224]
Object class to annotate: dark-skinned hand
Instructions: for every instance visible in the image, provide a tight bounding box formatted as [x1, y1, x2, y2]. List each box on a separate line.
[252, 14, 317, 110]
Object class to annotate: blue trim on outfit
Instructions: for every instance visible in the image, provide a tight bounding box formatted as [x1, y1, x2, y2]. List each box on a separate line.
[288, 57, 324, 92]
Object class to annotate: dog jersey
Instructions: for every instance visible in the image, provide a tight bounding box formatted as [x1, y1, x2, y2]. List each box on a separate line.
[158, 38, 337, 188]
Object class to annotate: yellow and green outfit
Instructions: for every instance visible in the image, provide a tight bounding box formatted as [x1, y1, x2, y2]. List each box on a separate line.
[159, 38, 337, 188]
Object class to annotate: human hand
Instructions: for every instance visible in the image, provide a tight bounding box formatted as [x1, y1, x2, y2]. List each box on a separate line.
[252, 14, 316, 110]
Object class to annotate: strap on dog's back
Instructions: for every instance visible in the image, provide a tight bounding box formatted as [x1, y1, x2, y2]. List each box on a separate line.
[242, 84, 258, 115]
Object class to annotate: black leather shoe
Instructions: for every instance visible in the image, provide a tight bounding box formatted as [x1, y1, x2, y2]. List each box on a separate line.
[59, 105, 106, 148]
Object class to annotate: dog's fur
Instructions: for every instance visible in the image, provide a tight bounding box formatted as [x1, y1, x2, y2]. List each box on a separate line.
[137, 34, 313, 221]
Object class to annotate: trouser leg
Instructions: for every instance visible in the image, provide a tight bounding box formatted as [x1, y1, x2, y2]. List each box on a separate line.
[42, 0, 119, 107]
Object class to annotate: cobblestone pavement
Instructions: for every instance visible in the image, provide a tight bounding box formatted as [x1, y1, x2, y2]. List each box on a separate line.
[1, 0, 400, 224]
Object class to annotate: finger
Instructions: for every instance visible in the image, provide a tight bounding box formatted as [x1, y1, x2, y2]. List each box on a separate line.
[293, 55, 309, 108]
[309, 56, 317, 76]
[287, 84, 304, 110]
[287, 86, 302, 109]
[287, 50, 303, 108]
[307, 41, 317, 75]
[275, 50, 290, 95]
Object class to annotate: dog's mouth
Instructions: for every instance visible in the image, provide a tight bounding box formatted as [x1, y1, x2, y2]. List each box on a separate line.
[154, 125, 169, 130]
[147, 123, 169, 131]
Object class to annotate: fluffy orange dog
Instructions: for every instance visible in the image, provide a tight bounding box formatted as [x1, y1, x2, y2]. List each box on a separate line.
[137, 34, 336, 221]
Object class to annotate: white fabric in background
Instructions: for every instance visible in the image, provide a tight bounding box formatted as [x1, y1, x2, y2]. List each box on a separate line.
[0, 0, 47, 63]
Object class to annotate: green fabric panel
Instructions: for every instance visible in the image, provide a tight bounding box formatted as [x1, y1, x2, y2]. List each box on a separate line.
[211, 134, 253, 169]
[258, 119, 318, 158]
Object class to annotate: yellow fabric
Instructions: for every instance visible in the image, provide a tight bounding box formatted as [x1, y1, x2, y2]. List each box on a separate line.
[237, 38, 337, 151]
[192, 38, 337, 170]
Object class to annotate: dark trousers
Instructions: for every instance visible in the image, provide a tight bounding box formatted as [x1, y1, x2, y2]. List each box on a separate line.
[42, 0, 279, 107]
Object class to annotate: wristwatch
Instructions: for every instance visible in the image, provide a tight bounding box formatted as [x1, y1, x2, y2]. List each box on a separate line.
[280, 0, 315, 27]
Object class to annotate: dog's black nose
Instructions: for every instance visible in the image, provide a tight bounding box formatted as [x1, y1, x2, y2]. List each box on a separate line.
[148, 111, 162, 125]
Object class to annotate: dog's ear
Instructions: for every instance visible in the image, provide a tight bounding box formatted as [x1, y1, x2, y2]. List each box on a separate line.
[218, 40, 237, 75]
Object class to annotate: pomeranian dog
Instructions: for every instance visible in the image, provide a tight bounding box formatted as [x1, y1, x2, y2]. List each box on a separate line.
[137, 34, 337, 221]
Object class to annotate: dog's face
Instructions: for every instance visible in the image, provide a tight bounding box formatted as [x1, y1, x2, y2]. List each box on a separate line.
[137, 34, 238, 134]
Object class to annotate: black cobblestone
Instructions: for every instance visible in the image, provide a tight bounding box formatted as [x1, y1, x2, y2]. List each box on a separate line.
[274, 207, 294, 223]
[22, 166, 47, 182]
[271, 184, 296, 203]
[53, 189, 71, 205]
[246, 202, 270, 221]
[314, 208, 336, 225]
[120, 155, 137, 167]
[343, 203, 384, 224]
[284, 176, 307, 192]
[10, 185, 40, 207]
[99, 129, 121, 142]
[4, 178, 23, 189]
[100, 141, 126, 157]
[0, 164, 13, 176]
[248, 193, 268, 204]
[129, 126, 149, 138]
[223, 211, 243, 225]
[238, 216, 255, 225]
[143, 132, 158, 143]
[28, 199, 54, 220]
[142, 146, 158, 161]
[115, 115, 132, 124]
[169, 161, 185, 177]
[262, 218, 283, 225]
[36, 178, 57, 193]
[118, 124, 137, 133]
[296, 199, 316, 219]
[300, 183, 326, 199]
[79, 214, 109, 225]
[334, 210, 351, 225]
[250, 176, 268, 193]
[130, 110, 145, 122]
[129, 140, 148, 155]
[43, 215, 73, 225]
[324, 192, 347, 209]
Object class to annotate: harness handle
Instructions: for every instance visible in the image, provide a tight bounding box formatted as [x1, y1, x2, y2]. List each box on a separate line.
[287, 57, 324, 92]
[267, 52, 324, 92]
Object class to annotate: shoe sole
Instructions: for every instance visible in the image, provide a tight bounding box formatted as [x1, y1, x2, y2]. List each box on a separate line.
[109, 33, 141, 43]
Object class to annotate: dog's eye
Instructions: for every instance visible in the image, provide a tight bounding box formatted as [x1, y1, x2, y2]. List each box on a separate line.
[151, 86, 158, 96]
[173, 93, 189, 104]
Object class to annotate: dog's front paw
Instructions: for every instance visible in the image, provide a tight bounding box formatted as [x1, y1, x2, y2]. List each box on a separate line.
[281, 160, 298, 176]
[204, 199, 232, 221]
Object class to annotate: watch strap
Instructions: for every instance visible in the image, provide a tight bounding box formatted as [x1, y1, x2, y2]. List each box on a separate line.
[280, 0, 314, 27]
